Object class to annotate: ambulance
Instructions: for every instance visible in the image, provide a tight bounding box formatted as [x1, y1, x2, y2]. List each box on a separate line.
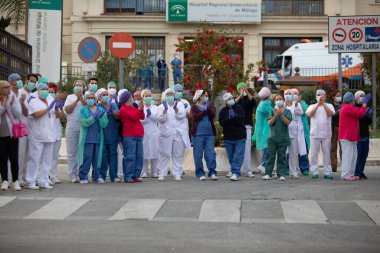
[260, 41, 364, 88]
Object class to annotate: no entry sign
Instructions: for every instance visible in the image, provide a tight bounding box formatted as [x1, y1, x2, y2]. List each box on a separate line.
[109, 32, 135, 58]
[78, 37, 101, 63]
[328, 15, 380, 53]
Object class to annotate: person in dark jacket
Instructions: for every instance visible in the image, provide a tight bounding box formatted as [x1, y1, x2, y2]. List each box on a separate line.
[235, 82, 256, 177]
[218, 92, 246, 181]
[190, 90, 217, 181]
[354, 91, 373, 179]
[330, 90, 342, 172]
[156, 55, 167, 91]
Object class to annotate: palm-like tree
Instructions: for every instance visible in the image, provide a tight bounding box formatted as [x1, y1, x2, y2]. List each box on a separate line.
[0, 0, 27, 32]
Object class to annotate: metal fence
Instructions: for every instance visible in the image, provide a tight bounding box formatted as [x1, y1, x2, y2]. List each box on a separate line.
[0, 29, 32, 80]
[262, 0, 324, 16]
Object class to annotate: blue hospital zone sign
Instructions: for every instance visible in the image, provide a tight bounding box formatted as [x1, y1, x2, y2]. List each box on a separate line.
[328, 15, 380, 53]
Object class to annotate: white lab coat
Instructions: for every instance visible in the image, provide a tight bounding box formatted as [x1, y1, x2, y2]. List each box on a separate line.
[287, 102, 307, 156]
[17, 88, 31, 181]
[141, 104, 160, 159]
[0, 90, 22, 137]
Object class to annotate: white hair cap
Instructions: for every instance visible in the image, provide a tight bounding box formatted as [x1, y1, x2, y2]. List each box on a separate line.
[95, 88, 107, 101]
[141, 89, 151, 98]
[193, 90, 204, 102]
[223, 92, 233, 101]
[354, 90, 365, 99]
[258, 87, 271, 99]
[164, 88, 175, 96]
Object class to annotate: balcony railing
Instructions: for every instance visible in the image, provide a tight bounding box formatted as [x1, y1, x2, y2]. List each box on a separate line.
[104, 0, 165, 15]
[262, 0, 324, 16]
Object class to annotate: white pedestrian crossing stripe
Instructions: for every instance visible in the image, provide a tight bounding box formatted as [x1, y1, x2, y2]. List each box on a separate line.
[24, 197, 90, 220]
[109, 199, 166, 220]
[0, 197, 379, 225]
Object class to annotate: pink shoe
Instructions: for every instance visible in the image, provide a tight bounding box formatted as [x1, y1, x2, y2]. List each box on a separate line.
[341, 177, 355, 181]
[351, 176, 360, 181]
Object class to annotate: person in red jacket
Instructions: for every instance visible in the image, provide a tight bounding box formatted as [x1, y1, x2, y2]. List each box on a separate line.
[338, 91, 371, 181]
[119, 90, 145, 183]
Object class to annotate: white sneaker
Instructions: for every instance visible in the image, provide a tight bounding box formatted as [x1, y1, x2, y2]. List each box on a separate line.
[230, 174, 240, 181]
[141, 172, 147, 178]
[262, 175, 272, 180]
[40, 184, 53, 189]
[1, 180, 9, 191]
[112, 178, 122, 182]
[272, 172, 278, 179]
[80, 180, 89, 184]
[226, 172, 232, 177]
[279, 176, 286, 181]
[19, 180, 26, 187]
[51, 177, 61, 184]
[210, 174, 218, 180]
[152, 173, 158, 178]
[199, 176, 206, 181]
[27, 184, 39, 190]
[258, 165, 265, 174]
[48, 180, 54, 186]
[174, 175, 182, 181]
[157, 176, 165, 181]
[290, 175, 300, 179]
[97, 178, 105, 184]
[13, 181, 21, 191]
[71, 178, 80, 183]
[246, 172, 255, 178]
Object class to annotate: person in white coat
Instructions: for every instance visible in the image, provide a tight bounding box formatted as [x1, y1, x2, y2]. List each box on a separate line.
[285, 88, 306, 178]
[48, 83, 65, 184]
[157, 88, 188, 181]
[0, 80, 22, 191]
[306, 89, 335, 179]
[63, 80, 86, 183]
[140, 89, 160, 178]
[25, 83, 57, 189]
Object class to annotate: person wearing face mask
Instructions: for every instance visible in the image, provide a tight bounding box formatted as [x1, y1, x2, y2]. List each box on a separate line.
[119, 90, 145, 183]
[0, 80, 22, 191]
[354, 91, 373, 179]
[156, 55, 167, 91]
[234, 82, 256, 178]
[174, 84, 191, 153]
[171, 53, 182, 84]
[330, 91, 342, 173]
[191, 90, 217, 181]
[284, 89, 305, 179]
[47, 83, 65, 184]
[140, 89, 160, 178]
[339, 92, 370, 181]
[64, 80, 87, 183]
[25, 83, 56, 189]
[306, 89, 335, 179]
[219, 92, 246, 181]
[252, 87, 273, 175]
[107, 81, 118, 104]
[77, 92, 108, 184]
[262, 94, 292, 181]
[157, 88, 187, 181]
[88, 77, 98, 94]
[95, 88, 121, 183]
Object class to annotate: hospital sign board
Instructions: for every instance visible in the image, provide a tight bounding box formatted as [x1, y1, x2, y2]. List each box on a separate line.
[328, 15, 380, 53]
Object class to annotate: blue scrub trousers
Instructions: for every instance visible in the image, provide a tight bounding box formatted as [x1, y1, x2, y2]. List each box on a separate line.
[100, 142, 118, 181]
[79, 143, 100, 181]
[122, 136, 144, 180]
[192, 135, 217, 178]
[224, 139, 245, 177]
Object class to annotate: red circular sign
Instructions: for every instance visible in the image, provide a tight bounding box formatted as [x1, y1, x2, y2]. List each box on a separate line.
[349, 28, 363, 43]
[332, 28, 346, 43]
[109, 32, 136, 58]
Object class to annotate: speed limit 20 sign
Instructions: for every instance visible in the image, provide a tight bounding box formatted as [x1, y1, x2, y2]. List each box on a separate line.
[328, 15, 380, 53]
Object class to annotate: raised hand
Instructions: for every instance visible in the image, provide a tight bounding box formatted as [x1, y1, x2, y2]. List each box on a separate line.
[362, 93, 372, 104]
[146, 108, 151, 118]
[93, 110, 101, 119]
[47, 100, 57, 111]
[163, 101, 168, 110]
[228, 109, 235, 119]
[173, 101, 178, 110]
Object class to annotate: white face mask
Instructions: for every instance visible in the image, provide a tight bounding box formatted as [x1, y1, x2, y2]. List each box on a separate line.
[243, 91, 247, 96]
[335, 97, 342, 103]
[293, 94, 298, 101]
[108, 88, 116, 96]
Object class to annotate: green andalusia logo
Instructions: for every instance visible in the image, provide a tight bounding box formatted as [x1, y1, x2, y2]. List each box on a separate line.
[168, 0, 188, 22]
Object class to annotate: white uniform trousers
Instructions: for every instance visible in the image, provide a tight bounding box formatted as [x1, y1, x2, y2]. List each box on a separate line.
[26, 140, 53, 187]
[65, 129, 80, 180]
[340, 139, 358, 179]
[142, 159, 159, 176]
[243, 125, 252, 174]
[117, 143, 123, 178]
[18, 136, 28, 181]
[159, 132, 186, 177]
[309, 138, 332, 176]
[50, 140, 61, 178]
[288, 138, 299, 177]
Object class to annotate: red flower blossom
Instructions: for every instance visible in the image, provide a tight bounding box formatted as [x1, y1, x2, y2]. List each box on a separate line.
[201, 51, 209, 56]
[195, 82, 202, 89]
[214, 46, 219, 51]
[189, 90, 195, 96]
[235, 55, 240, 62]
[175, 47, 182, 52]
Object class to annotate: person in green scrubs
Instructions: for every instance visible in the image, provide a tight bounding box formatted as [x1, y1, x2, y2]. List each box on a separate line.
[262, 94, 292, 181]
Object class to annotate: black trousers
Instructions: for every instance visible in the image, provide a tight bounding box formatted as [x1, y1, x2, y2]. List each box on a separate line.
[0, 136, 19, 182]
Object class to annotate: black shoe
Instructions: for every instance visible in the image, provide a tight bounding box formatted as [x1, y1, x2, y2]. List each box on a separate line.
[360, 174, 368, 179]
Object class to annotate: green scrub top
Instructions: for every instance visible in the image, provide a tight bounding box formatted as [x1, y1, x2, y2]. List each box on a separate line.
[267, 108, 292, 146]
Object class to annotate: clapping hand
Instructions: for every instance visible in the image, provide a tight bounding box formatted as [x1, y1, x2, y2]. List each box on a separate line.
[173, 101, 178, 110]
[184, 103, 188, 109]
[228, 109, 235, 119]
[365, 107, 374, 117]
[362, 93, 372, 104]
[147, 108, 151, 118]
[163, 101, 168, 110]
[47, 100, 57, 111]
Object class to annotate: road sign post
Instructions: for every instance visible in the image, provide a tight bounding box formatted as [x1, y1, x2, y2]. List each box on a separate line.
[109, 32, 136, 90]
[338, 53, 342, 92]
[372, 53, 377, 137]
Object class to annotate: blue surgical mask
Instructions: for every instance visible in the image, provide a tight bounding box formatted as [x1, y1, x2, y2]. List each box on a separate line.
[39, 90, 49, 99]
[286, 95, 293, 101]
[166, 96, 174, 104]
[73, 86, 82, 93]
[49, 93, 55, 99]
[358, 97, 364, 104]
[101, 96, 110, 103]
[175, 92, 183, 99]
[145, 97, 152, 105]
[276, 100, 284, 107]
[227, 100, 235, 106]
[16, 80, 23, 89]
[87, 99, 95, 106]
[27, 82, 35, 91]
[90, 84, 98, 92]
[203, 97, 209, 103]
[151, 100, 156, 105]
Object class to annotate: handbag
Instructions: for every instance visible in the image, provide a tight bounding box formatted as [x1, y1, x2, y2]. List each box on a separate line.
[5, 111, 28, 138]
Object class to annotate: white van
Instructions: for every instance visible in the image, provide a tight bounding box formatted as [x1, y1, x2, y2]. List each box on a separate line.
[260, 41, 364, 88]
